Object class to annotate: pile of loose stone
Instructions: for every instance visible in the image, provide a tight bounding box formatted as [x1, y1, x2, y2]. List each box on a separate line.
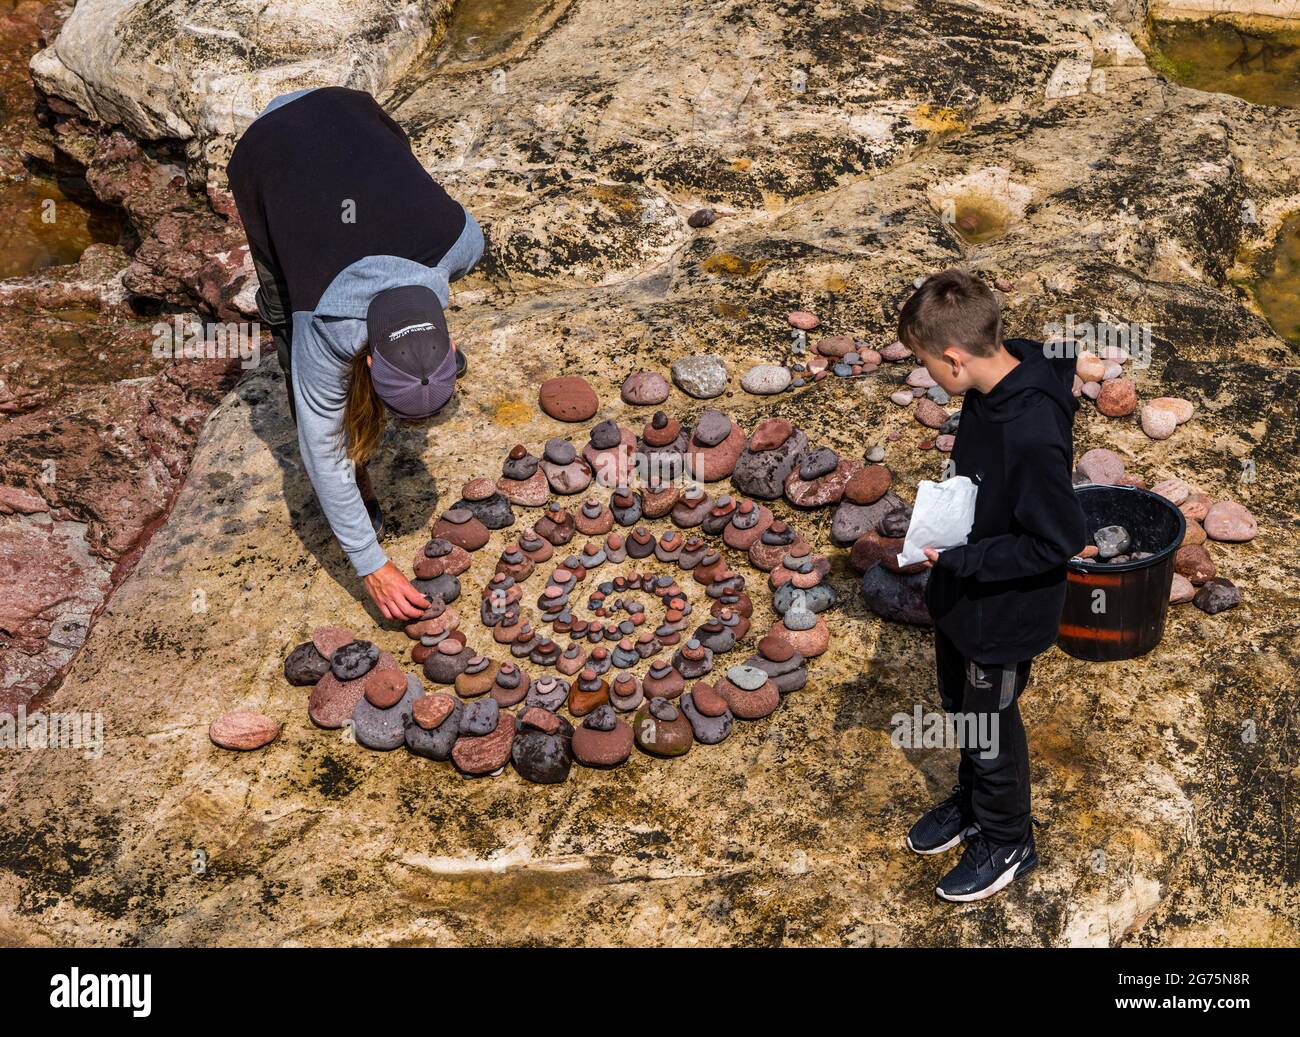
[1068, 343, 1196, 442]
[1070, 448, 1256, 615]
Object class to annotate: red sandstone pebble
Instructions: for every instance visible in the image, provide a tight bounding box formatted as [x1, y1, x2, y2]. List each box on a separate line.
[843, 465, 892, 505]
[312, 625, 354, 658]
[1096, 378, 1136, 417]
[412, 694, 456, 730]
[1174, 543, 1215, 585]
[209, 710, 279, 751]
[538, 375, 599, 422]
[1203, 501, 1257, 542]
[748, 417, 792, 452]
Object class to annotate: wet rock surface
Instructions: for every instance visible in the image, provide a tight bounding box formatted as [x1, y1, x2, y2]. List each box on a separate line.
[3, 0, 1297, 950]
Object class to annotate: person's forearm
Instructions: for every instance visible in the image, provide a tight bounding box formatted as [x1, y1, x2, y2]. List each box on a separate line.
[937, 530, 1075, 582]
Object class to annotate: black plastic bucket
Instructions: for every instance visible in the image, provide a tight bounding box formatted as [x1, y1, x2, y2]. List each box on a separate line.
[1057, 484, 1186, 662]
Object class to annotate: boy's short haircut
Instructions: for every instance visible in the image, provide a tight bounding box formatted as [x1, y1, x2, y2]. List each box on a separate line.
[897, 268, 1001, 358]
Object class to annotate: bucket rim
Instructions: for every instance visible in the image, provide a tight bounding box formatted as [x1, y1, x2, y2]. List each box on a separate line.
[1067, 483, 1187, 574]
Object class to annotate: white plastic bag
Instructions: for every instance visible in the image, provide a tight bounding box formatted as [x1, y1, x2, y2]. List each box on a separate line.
[897, 476, 978, 568]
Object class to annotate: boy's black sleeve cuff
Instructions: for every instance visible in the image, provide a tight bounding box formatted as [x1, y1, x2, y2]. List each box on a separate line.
[935, 546, 967, 574]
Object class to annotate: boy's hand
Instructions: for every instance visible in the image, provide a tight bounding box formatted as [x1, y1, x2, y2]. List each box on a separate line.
[362, 561, 431, 621]
[921, 546, 940, 568]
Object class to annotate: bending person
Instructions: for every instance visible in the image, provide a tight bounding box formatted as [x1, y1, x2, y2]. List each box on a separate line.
[228, 86, 483, 620]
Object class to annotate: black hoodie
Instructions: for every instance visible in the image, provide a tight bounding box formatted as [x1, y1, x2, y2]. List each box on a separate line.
[926, 338, 1086, 664]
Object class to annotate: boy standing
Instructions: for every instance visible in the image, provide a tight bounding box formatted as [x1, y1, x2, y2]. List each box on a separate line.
[896, 270, 1085, 902]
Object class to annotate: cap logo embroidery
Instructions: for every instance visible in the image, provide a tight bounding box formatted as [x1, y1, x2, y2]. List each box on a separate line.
[390, 321, 437, 341]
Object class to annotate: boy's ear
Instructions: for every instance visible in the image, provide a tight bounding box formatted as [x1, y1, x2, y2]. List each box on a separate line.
[941, 346, 964, 373]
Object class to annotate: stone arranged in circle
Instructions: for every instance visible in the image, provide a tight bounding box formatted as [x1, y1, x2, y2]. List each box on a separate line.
[209, 710, 280, 751]
[733, 426, 809, 499]
[671, 354, 728, 399]
[717, 670, 780, 719]
[609, 673, 644, 711]
[539, 375, 599, 422]
[634, 697, 694, 756]
[673, 639, 714, 679]
[414, 539, 471, 581]
[670, 488, 712, 528]
[642, 660, 685, 700]
[528, 676, 569, 711]
[460, 697, 500, 737]
[568, 670, 609, 715]
[680, 688, 733, 744]
[451, 704, 515, 776]
[308, 671, 367, 729]
[312, 625, 355, 659]
[490, 662, 530, 707]
[860, 564, 931, 626]
[431, 508, 491, 551]
[513, 708, 574, 783]
[331, 640, 379, 681]
[544, 438, 577, 465]
[406, 693, 462, 760]
[833, 490, 907, 547]
[843, 465, 892, 506]
[285, 641, 331, 685]
[610, 487, 643, 526]
[786, 456, 861, 509]
[454, 489, 516, 530]
[747, 650, 807, 694]
[721, 501, 773, 550]
[412, 693, 456, 731]
[423, 642, 476, 684]
[572, 704, 634, 767]
[642, 411, 683, 449]
[363, 659, 408, 708]
[455, 656, 498, 698]
[353, 675, 421, 750]
[622, 370, 670, 406]
[535, 503, 576, 545]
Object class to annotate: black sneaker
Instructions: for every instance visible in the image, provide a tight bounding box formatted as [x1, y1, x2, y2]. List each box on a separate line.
[906, 787, 977, 855]
[936, 830, 1037, 903]
[364, 498, 385, 539]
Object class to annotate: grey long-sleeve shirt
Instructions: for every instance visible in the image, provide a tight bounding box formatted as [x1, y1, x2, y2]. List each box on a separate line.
[290, 255, 452, 577]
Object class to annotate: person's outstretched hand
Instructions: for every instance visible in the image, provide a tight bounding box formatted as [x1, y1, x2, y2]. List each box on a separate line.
[921, 547, 940, 568]
[363, 561, 430, 621]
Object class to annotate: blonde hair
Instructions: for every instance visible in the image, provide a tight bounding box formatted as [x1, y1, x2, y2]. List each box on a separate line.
[343, 349, 386, 467]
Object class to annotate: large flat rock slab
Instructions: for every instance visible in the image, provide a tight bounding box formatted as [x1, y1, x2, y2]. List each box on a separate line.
[3, 0, 1298, 945]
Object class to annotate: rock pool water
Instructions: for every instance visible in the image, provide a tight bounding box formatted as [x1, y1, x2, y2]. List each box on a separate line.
[1148, 18, 1300, 107]
[1248, 214, 1300, 345]
[0, 1, 123, 278]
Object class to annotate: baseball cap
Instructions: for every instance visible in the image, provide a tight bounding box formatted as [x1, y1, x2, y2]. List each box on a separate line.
[366, 284, 458, 418]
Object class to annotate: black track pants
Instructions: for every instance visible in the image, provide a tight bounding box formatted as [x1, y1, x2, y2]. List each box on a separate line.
[934, 627, 1033, 845]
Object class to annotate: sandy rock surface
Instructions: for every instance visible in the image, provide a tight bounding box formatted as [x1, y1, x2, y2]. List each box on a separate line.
[1, 0, 1297, 947]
